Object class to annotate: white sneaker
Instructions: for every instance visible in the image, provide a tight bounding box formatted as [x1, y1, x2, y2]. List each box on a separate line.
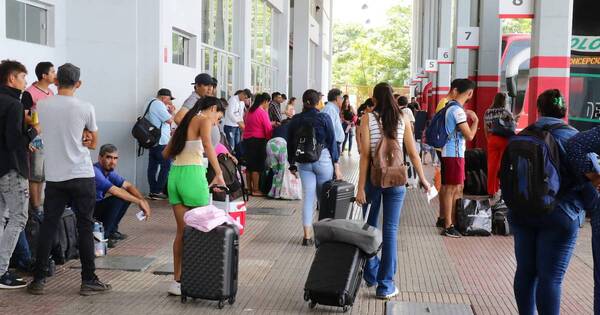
[167, 281, 181, 296]
[376, 286, 399, 300]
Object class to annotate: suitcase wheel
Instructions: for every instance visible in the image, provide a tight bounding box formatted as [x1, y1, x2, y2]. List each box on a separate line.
[218, 300, 225, 309]
[303, 291, 310, 302]
[338, 297, 346, 307]
[309, 301, 317, 309]
[181, 296, 187, 304]
[343, 306, 350, 313]
[228, 297, 235, 305]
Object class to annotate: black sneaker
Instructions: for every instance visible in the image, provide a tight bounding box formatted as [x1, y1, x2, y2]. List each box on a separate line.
[109, 231, 128, 240]
[5, 270, 24, 281]
[0, 271, 27, 289]
[436, 217, 445, 228]
[26, 279, 45, 294]
[301, 238, 314, 246]
[80, 277, 112, 296]
[107, 239, 118, 248]
[441, 226, 462, 238]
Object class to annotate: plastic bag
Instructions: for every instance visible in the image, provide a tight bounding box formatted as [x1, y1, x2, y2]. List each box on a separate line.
[280, 166, 302, 200]
[456, 198, 492, 236]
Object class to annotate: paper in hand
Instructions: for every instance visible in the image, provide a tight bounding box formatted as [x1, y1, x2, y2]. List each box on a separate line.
[136, 210, 147, 221]
[426, 186, 438, 204]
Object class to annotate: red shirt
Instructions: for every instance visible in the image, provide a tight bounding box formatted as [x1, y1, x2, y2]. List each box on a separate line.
[243, 107, 272, 139]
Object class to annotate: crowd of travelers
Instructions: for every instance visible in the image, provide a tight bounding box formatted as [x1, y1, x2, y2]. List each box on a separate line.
[3, 58, 600, 313]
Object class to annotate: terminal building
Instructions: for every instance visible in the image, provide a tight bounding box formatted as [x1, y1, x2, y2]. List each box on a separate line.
[0, 0, 333, 191]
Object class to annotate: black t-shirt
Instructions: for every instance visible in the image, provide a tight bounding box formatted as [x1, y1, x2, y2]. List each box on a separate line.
[21, 90, 33, 114]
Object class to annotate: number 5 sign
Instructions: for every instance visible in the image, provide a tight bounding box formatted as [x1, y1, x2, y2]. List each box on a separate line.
[457, 27, 479, 49]
[425, 60, 438, 73]
[499, 0, 534, 19]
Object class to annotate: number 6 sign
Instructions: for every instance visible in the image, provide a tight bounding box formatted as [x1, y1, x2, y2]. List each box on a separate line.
[499, 0, 534, 19]
[457, 27, 479, 49]
[437, 48, 453, 64]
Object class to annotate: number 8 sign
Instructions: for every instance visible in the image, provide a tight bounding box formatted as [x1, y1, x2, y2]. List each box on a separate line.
[499, 0, 534, 19]
[457, 27, 479, 50]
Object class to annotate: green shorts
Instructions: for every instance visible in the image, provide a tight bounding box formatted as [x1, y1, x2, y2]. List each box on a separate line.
[167, 165, 210, 207]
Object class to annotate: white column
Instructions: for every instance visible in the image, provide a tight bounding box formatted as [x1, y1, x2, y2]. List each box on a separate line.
[292, 0, 311, 103]
[453, 0, 471, 79]
[275, 0, 290, 94]
[436, 0, 452, 102]
[234, 0, 252, 90]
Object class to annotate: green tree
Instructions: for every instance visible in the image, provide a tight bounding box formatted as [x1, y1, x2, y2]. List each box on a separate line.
[502, 18, 532, 34]
[332, 3, 412, 97]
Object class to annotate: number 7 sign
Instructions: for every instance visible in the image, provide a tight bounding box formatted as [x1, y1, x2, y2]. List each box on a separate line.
[457, 27, 479, 49]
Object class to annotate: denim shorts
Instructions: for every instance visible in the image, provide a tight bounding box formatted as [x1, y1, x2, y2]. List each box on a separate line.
[29, 148, 45, 182]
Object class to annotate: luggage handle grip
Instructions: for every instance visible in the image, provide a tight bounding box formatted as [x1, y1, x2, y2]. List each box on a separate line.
[209, 185, 231, 212]
[347, 197, 371, 227]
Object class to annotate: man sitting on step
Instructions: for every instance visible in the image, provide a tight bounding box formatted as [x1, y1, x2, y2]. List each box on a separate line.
[94, 144, 151, 248]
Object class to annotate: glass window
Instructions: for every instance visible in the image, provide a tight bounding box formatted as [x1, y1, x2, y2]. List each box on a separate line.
[6, 0, 49, 45]
[251, 0, 276, 93]
[202, 0, 233, 51]
[172, 31, 190, 66]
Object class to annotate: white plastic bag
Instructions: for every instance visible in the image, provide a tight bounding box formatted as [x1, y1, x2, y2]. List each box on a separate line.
[280, 166, 302, 200]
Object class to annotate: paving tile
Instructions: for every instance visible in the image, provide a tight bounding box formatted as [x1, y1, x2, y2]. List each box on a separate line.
[2, 150, 595, 314]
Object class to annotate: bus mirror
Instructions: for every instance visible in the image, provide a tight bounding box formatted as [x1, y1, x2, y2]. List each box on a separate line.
[506, 76, 517, 98]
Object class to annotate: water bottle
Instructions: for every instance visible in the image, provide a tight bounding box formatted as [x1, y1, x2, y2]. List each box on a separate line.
[93, 222, 106, 257]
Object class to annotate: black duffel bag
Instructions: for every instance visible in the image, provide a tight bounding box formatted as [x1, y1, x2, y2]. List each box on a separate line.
[132, 100, 162, 155]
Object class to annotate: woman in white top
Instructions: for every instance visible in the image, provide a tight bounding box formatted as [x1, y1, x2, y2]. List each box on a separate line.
[162, 96, 226, 296]
[356, 82, 431, 299]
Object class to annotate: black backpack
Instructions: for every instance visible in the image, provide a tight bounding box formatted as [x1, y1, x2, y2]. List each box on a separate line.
[499, 123, 571, 217]
[206, 153, 247, 202]
[132, 100, 162, 154]
[294, 117, 324, 163]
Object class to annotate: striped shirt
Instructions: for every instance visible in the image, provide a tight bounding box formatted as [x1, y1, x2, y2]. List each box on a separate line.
[367, 112, 405, 157]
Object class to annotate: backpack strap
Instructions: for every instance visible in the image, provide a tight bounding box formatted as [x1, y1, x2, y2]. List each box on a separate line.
[142, 99, 156, 118]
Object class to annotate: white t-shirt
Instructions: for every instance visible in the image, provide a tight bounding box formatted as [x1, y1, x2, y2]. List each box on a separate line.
[224, 95, 244, 127]
[401, 107, 415, 123]
[37, 95, 98, 181]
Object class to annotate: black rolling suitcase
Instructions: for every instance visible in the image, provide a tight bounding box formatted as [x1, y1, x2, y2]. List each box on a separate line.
[304, 204, 374, 312]
[318, 180, 355, 220]
[180, 187, 239, 309]
[304, 242, 366, 312]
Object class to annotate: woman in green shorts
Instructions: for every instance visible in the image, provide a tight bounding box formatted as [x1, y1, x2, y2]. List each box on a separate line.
[162, 96, 226, 296]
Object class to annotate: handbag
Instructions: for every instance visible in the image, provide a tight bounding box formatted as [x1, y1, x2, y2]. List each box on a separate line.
[132, 100, 162, 154]
[490, 114, 516, 137]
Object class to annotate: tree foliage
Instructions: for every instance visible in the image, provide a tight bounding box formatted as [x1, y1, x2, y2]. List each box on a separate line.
[502, 18, 532, 34]
[332, 4, 412, 89]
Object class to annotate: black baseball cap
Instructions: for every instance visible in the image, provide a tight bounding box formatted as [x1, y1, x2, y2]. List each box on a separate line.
[211, 77, 218, 87]
[192, 73, 213, 86]
[157, 88, 175, 100]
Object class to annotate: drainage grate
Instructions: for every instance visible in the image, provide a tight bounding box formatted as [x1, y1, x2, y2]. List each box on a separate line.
[386, 302, 474, 315]
[71, 256, 156, 272]
[246, 207, 295, 216]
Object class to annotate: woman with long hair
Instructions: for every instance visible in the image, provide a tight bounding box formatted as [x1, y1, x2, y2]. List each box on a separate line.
[356, 82, 431, 299]
[243, 92, 273, 196]
[162, 96, 226, 296]
[341, 95, 357, 156]
[483, 92, 514, 197]
[287, 89, 340, 245]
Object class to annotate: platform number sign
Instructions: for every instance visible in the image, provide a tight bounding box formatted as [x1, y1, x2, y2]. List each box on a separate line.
[437, 48, 452, 64]
[457, 27, 479, 49]
[499, 0, 534, 19]
[425, 59, 438, 73]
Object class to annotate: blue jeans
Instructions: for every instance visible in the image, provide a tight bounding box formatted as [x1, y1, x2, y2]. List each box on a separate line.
[10, 231, 31, 270]
[224, 125, 241, 153]
[510, 209, 580, 315]
[148, 145, 171, 194]
[363, 184, 407, 296]
[298, 149, 334, 227]
[593, 207, 600, 315]
[94, 196, 131, 238]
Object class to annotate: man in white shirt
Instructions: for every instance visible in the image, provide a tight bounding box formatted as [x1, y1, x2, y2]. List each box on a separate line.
[224, 89, 252, 152]
[28, 63, 111, 296]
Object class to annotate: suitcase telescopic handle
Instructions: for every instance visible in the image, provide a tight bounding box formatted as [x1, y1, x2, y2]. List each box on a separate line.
[209, 185, 231, 212]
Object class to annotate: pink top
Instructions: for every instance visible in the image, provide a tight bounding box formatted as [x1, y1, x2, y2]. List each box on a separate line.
[184, 204, 243, 233]
[215, 143, 229, 155]
[26, 84, 54, 110]
[243, 107, 272, 139]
